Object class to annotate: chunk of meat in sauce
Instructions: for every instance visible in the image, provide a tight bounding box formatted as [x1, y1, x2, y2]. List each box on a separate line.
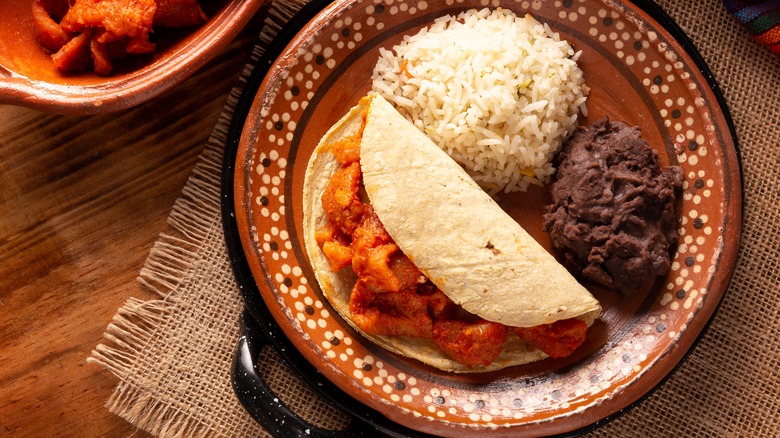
[513, 318, 588, 359]
[349, 279, 449, 338]
[354, 242, 399, 292]
[321, 242, 352, 272]
[91, 38, 114, 76]
[351, 206, 423, 292]
[315, 130, 366, 272]
[32, 0, 70, 52]
[388, 252, 426, 292]
[51, 31, 92, 73]
[321, 161, 364, 238]
[329, 135, 362, 165]
[60, 0, 157, 48]
[327, 109, 367, 165]
[433, 320, 509, 367]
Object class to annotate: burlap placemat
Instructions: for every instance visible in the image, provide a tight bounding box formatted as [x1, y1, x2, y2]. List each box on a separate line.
[89, 0, 780, 436]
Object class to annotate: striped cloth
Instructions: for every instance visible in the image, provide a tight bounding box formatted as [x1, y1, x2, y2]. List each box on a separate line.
[723, 0, 780, 53]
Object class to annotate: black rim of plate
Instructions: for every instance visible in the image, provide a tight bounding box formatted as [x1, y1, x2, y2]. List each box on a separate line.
[220, 0, 741, 436]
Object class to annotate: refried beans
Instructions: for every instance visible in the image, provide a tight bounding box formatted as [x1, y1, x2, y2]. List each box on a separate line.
[543, 117, 683, 295]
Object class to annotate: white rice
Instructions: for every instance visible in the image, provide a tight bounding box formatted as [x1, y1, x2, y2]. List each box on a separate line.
[371, 8, 588, 194]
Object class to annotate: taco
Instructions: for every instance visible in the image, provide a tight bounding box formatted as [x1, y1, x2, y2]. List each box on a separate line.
[303, 94, 601, 372]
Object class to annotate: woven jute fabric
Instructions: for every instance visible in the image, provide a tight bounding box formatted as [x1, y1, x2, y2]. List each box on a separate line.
[90, 0, 780, 436]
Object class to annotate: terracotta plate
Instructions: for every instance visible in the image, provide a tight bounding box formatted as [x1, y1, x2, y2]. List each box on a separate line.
[231, 0, 741, 435]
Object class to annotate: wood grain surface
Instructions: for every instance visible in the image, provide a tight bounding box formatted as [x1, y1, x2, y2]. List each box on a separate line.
[0, 13, 265, 437]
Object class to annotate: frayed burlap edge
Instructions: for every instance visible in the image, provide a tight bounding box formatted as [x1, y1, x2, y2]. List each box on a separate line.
[87, 1, 310, 437]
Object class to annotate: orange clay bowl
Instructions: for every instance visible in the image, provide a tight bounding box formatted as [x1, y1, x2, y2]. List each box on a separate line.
[0, 0, 265, 114]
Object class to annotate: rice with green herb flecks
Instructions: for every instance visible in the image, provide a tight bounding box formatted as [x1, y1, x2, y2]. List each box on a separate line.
[371, 8, 588, 194]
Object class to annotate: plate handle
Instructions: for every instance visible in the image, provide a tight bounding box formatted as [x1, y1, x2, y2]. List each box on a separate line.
[232, 309, 380, 437]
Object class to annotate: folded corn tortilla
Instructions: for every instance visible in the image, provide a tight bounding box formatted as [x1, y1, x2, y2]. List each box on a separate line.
[302, 94, 601, 372]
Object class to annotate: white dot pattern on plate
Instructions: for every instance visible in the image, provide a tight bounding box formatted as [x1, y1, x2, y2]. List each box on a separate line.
[242, 0, 735, 430]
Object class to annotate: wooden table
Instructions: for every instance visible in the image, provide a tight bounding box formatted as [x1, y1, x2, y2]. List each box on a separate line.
[0, 15, 264, 437]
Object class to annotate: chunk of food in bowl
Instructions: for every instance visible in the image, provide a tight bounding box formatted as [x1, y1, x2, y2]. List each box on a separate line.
[31, 0, 208, 75]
